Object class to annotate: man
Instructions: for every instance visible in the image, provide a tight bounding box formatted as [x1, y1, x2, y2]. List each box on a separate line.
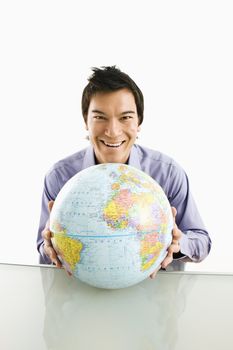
[37, 66, 211, 278]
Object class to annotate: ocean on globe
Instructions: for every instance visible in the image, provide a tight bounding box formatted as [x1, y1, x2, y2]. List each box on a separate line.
[50, 163, 173, 289]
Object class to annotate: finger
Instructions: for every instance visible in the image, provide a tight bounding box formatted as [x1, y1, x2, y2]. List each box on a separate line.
[43, 243, 61, 267]
[42, 227, 52, 240]
[150, 265, 161, 279]
[46, 246, 62, 268]
[172, 241, 180, 252]
[64, 268, 73, 277]
[162, 240, 181, 268]
[172, 227, 182, 243]
[161, 254, 173, 269]
[150, 271, 157, 279]
[161, 245, 174, 268]
[43, 244, 55, 258]
[54, 259, 62, 268]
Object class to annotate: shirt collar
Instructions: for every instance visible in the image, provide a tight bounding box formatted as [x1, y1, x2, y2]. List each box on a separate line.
[81, 145, 96, 170]
[127, 144, 142, 170]
[81, 144, 142, 171]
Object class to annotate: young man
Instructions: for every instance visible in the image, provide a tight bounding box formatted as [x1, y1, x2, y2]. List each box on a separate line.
[37, 66, 211, 277]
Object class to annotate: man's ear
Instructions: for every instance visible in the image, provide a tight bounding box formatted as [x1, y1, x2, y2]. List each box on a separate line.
[137, 125, 141, 132]
[84, 114, 89, 130]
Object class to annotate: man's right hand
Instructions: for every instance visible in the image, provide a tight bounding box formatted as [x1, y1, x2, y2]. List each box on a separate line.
[41, 200, 62, 268]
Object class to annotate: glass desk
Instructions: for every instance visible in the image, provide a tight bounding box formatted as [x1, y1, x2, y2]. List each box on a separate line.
[0, 263, 232, 350]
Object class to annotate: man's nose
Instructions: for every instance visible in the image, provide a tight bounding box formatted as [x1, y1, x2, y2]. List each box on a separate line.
[104, 119, 122, 138]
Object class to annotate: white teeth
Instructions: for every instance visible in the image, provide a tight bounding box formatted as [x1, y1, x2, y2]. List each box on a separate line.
[103, 141, 123, 147]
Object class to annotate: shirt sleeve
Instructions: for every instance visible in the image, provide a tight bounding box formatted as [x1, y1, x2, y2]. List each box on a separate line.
[167, 163, 212, 263]
[36, 169, 62, 264]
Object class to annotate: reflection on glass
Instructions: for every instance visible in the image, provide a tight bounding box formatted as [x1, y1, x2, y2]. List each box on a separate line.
[40, 268, 195, 350]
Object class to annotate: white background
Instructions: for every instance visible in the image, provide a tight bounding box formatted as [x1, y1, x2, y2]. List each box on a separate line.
[0, 1, 232, 272]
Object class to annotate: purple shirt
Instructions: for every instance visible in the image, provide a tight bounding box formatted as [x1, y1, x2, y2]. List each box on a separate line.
[37, 144, 211, 270]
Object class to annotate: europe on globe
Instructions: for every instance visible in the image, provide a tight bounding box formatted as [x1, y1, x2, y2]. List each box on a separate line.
[50, 163, 173, 289]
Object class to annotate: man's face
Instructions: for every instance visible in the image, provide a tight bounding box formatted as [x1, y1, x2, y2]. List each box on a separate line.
[86, 88, 141, 164]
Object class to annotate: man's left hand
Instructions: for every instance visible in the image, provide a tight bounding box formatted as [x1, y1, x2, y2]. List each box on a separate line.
[150, 206, 182, 279]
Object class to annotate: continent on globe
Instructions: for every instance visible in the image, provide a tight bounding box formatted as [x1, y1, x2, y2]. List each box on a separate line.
[50, 163, 173, 289]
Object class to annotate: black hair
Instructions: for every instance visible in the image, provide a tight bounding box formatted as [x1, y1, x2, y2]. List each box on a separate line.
[81, 66, 144, 125]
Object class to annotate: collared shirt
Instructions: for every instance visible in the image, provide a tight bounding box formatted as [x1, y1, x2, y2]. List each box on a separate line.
[37, 144, 211, 270]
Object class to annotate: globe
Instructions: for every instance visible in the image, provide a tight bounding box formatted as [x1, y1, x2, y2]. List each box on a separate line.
[50, 163, 173, 289]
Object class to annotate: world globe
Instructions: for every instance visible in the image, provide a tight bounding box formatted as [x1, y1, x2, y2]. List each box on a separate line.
[50, 163, 173, 289]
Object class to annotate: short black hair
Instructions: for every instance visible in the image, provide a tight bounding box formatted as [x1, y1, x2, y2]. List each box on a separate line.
[81, 66, 144, 125]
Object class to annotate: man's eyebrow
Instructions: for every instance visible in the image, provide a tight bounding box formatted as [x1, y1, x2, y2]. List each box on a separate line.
[91, 109, 136, 115]
[91, 109, 106, 114]
[121, 111, 135, 115]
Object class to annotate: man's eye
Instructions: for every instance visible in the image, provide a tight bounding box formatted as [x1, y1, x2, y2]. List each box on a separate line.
[93, 116, 105, 120]
[121, 116, 132, 120]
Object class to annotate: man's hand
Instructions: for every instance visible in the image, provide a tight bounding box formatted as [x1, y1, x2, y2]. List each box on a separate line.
[41, 200, 62, 268]
[150, 206, 182, 279]
[161, 206, 182, 269]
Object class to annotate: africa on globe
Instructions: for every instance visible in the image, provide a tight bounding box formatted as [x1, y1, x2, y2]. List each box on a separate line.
[50, 163, 173, 289]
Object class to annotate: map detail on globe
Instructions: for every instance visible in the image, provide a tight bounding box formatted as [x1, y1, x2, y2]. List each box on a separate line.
[50, 163, 173, 289]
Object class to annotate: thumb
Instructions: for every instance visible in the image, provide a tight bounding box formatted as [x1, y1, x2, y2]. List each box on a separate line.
[171, 206, 178, 230]
[171, 206, 177, 218]
[48, 200, 54, 213]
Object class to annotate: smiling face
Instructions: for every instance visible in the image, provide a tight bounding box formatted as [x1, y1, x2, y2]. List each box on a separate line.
[85, 88, 141, 164]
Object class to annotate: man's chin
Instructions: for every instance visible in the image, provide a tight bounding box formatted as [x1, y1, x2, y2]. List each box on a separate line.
[94, 145, 130, 164]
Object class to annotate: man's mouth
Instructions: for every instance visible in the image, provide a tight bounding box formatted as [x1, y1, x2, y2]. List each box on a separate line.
[100, 140, 125, 148]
